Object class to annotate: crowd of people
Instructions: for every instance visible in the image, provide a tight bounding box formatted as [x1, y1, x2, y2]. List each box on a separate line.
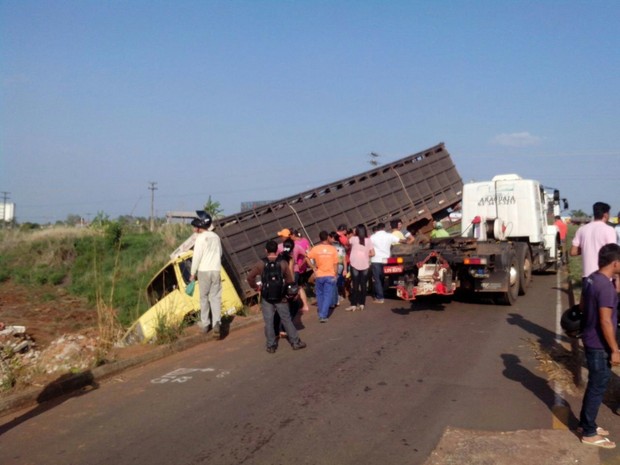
[243, 219, 436, 353]
[188, 204, 620, 450]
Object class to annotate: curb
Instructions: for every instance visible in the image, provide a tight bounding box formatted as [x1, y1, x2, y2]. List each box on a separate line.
[0, 313, 264, 417]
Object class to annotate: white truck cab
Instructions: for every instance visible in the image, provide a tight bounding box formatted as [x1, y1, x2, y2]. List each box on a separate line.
[461, 174, 561, 269]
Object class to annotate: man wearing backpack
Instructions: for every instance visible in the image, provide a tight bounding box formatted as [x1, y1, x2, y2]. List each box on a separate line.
[247, 240, 307, 354]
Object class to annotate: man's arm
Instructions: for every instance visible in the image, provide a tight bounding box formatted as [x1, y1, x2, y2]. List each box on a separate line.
[190, 238, 204, 280]
[333, 250, 339, 275]
[570, 229, 581, 256]
[246, 262, 263, 291]
[599, 307, 620, 365]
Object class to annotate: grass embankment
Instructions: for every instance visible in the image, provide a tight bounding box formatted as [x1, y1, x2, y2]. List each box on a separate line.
[565, 224, 582, 300]
[0, 223, 191, 327]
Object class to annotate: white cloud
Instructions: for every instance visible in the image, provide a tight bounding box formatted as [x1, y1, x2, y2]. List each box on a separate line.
[490, 132, 542, 147]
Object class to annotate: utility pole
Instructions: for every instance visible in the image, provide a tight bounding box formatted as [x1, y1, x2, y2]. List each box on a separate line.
[148, 182, 158, 232]
[1, 191, 9, 229]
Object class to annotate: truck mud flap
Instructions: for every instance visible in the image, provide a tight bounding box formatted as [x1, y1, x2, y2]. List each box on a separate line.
[474, 270, 510, 293]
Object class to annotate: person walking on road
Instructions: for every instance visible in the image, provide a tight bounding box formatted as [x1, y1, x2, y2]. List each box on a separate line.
[554, 215, 568, 264]
[190, 211, 223, 339]
[346, 224, 375, 312]
[577, 243, 620, 449]
[370, 222, 399, 303]
[306, 231, 339, 323]
[247, 240, 307, 353]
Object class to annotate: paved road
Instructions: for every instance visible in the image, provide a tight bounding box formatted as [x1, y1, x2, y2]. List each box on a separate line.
[0, 272, 613, 464]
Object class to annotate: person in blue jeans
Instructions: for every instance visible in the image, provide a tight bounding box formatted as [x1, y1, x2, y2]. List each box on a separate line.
[369, 222, 400, 303]
[306, 231, 339, 323]
[578, 243, 620, 449]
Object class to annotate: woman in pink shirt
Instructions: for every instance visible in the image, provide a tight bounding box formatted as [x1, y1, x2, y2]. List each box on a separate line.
[346, 224, 375, 312]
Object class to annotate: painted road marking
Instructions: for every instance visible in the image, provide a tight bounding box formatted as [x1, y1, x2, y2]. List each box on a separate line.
[151, 368, 229, 384]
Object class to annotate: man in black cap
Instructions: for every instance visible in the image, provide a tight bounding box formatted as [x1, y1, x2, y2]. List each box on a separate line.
[189, 211, 223, 339]
[247, 240, 307, 353]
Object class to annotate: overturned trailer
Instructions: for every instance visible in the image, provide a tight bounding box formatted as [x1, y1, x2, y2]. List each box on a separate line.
[214, 143, 463, 300]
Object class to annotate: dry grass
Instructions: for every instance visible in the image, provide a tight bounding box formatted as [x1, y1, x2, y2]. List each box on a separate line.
[528, 338, 582, 396]
[529, 337, 620, 412]
[0, 227, 97, 249]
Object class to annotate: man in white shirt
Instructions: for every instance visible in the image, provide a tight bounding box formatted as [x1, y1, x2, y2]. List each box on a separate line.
[570, 202, 616, 283]
[370, 222, 400, 303]
[190, 211, 223, 339]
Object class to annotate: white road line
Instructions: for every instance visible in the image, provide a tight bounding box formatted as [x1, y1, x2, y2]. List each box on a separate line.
[553, 270, 569, 429]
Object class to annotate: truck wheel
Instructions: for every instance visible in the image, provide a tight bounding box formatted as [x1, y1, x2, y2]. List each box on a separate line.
[497, 252, 520, 305]
[518, 246, 532, 295]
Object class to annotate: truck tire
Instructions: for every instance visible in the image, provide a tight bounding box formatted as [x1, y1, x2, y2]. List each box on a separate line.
[517, 245, 532, 295]
[497, 252, 520, 305]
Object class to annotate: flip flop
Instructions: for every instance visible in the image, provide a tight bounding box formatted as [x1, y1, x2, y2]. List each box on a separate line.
[581, 437, 616, 449]
[577, 426, 610, 436]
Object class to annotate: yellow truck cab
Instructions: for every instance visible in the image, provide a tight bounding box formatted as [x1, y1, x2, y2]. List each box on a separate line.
[122, 250, 243, 345]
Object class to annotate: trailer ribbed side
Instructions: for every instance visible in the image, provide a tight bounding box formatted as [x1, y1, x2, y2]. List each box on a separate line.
[214, 143, 463, 299]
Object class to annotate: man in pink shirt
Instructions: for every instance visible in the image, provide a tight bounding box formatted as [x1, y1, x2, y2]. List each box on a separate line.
[571, 202, 616, 286]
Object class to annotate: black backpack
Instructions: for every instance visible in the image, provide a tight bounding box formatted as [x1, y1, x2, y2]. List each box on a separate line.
[261, 258, 285, 302]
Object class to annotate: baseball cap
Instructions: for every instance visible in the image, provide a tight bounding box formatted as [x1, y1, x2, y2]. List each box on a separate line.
[277, 228, 291, 238]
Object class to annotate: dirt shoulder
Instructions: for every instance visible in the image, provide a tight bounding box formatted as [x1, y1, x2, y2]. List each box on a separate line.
[0, 281, 97, 348]
[0, 280, 162, 392]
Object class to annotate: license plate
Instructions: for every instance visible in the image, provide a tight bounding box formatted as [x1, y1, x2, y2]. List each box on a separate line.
[384, 265, 404, 274]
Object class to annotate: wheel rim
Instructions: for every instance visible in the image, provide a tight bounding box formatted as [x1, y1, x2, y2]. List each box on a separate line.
[523, 257, 532, 283]
[509, 265, 519, 287]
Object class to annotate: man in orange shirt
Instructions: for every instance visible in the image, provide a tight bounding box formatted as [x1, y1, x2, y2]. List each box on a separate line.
[307, 231, 339, 323]
[555, 216, 568, 264]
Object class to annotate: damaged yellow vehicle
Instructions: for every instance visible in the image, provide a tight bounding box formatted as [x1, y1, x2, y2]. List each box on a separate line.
[121, 249, 243, 345]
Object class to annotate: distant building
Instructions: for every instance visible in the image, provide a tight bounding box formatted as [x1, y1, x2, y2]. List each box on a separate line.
[165, 211, 195, 224]
[0, 203, 15, 222]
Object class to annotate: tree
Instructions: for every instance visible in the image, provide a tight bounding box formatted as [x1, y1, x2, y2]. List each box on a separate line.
[203, 196, 224, 219]
[91, 211, 110, 229]
[570, 209, 588, 218]
[65, 214, 82, 226]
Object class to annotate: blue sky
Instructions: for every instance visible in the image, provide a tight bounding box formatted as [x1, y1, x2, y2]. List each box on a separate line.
[1, 0, 619, 223]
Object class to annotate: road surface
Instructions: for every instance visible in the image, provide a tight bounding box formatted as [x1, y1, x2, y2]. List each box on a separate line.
[0, 272, 615, 464]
